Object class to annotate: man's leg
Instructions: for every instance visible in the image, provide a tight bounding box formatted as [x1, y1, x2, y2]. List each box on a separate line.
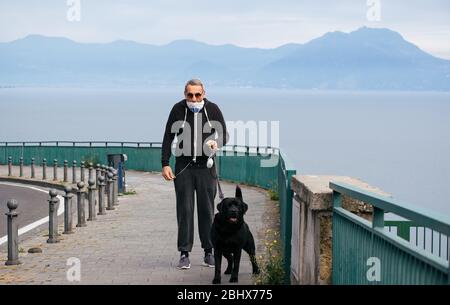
[194, 168, 217, 252]
[174, 168, 195, 253]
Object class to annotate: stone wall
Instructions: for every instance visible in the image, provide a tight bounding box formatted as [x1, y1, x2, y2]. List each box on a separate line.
[290, 175, 389, 285]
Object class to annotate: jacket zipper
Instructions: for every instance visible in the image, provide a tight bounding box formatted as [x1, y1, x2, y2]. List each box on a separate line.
[193, 112, 197, 162]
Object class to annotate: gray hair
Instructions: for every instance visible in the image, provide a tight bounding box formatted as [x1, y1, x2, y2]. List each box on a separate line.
[184, 79, 204, 93]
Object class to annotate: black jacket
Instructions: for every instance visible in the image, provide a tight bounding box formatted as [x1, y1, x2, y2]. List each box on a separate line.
[161, 98, 229, 167]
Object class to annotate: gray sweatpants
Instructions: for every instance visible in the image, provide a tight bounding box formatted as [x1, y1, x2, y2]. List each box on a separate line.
[174, 163, 217, 252]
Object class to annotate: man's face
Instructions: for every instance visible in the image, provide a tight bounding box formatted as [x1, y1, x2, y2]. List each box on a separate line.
[185, 85, 205, 103]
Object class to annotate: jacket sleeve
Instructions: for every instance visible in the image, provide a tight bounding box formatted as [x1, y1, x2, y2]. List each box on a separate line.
[161, 106, 177, 167]
[213, 104, 229, 149]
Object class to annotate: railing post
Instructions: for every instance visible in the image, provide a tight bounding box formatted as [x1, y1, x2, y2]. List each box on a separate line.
[76, 181, 87, 227]
[5, 199, 21, 265]
[63, 160, 68, 182]
[88, 163, 93, 182]
[8, 156, 12, 176]
[106, 172, 115, 210]
[53, 159, 58, 181]
[31, 157, 35, 178]
[97, 176, 106, 215]
[80, 161, 85, 182]
[95, 164, 101, 186]
[87, 178, 96, 221]
[373, 207, 384, 229]
[19, 157, 23, 177]
[47, 189, 60, 243]
[113, 169, 119, 206]
[72, 160, 77, 184]
[42, 158, 47, 180]
[332, 190, 342, 208]
[63, 186, 74, 234]
[102, 165, 108, 195]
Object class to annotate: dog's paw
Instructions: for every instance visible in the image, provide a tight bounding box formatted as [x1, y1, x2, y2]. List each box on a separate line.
[224, 268, 232, 275]
[212, 278, 221, 284]
[229, 276, 238, 283]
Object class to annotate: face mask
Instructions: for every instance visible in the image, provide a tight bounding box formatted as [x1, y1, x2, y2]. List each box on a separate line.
[186, 100, 204, 113]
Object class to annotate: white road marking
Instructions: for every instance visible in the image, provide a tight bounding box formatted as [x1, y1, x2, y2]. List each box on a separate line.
[0, 182, 65, 245]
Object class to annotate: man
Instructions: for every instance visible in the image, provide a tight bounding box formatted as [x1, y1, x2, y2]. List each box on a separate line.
[161, 79, 229, 270]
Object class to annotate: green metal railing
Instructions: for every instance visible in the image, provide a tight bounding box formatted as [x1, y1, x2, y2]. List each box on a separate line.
[1, 141, 295, 284]
[277, 151, 296, 284]
[331, 181, 450, 285]
[0, 141, 163, 172]
[385, 220, 449, 261]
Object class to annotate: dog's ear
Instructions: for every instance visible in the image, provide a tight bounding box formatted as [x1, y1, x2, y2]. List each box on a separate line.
[242, 202, 248, 214]
[217, 201, 223, 213]
[235, 185, 243, 201]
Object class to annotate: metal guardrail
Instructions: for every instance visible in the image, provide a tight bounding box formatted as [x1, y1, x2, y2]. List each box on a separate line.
[0, 141, 162, 147]
[278, 151, 296, 284]
[385, 220, 449, 261]
[330, 181, 450, 285]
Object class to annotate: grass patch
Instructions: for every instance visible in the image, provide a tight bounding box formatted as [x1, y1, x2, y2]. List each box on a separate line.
[254, 228, 285, 285]
[268, 189, 279, 201]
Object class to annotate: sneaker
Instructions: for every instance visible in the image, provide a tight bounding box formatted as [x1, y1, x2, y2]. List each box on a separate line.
[202, 253, 215, 267]
[177, 255, 191, 270]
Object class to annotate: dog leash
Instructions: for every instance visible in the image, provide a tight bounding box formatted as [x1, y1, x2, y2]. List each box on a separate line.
[215, 162, 225, 200]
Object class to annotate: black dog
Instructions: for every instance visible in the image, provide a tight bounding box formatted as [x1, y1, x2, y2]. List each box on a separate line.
[211, 185, 260, 284]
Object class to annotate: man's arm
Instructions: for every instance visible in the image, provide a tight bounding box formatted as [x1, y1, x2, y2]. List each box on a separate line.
[161, 106, 177, 167]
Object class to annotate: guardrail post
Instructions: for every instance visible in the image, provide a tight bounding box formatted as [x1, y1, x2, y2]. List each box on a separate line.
[113, 169, 119, 206]
[373, 207, 384, 229]
[106, 172, 115, 210]
[76, 181, 87, 227]
[72, 160, 77, 184]
[53, 159, 58, 181]
[63, 160, 68, 182]
[97, 176, 106, 215]
[63, 186, 74, 234]
[87, 179, 96, 221]
[19, 157, 23, 177]
[95, 164, 101, 186]
[102, 165, 108, 194]
[5, 199, 21, 265]
[31, 158, 35, 178]
[88, 163, 93, 182]
[108, 166, 114, 199]
[80, 161, 85, 182]
[42, 158, 47, 180]
[8, 156, 12, 176]
[47, 189, 60, 243]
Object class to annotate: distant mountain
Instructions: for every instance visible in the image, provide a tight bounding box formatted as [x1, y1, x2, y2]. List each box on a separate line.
[1, 27, 449, 90]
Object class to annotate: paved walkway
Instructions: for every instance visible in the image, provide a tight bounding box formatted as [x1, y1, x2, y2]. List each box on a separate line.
[0, 165, 271, 285]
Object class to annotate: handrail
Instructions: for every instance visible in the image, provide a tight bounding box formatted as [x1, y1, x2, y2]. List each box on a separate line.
[330, 181, 450, 235]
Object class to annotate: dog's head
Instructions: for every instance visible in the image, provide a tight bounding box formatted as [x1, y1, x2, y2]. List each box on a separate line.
[216, 185, 248, 224]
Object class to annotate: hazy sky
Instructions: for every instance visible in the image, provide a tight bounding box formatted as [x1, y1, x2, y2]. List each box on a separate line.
[1, 0, 450, 59]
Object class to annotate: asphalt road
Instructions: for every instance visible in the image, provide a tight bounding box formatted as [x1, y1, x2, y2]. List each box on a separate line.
[0, 183, 49, 237]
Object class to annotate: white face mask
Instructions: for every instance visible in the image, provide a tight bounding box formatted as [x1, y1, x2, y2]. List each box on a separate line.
[186, 100, 204, 113]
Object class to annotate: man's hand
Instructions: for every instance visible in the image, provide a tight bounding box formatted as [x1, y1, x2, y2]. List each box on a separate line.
[162, 166, 176, 181]
[206, 140, 218, 153]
